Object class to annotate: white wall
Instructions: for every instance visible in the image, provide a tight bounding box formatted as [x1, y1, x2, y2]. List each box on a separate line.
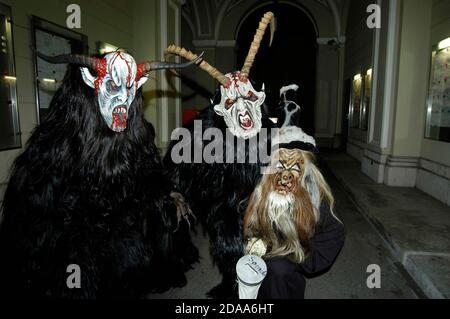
[0, 0, 136, 199]
[0, 0, 180, 201]
[391, 0, 432, 159]
[132, 0, 160, 133]
[355, 0, 450, 206]
[420, 0, 450, 167]
[156, 0, 183, 152]
[416, 0, 450, 205]
[343, 0, 375, 159]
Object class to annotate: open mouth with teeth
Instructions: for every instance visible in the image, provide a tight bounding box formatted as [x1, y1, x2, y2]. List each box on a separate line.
[238, 111, 254, 130]
[111, 105, 128, 132]
[273, 174, 295, 195]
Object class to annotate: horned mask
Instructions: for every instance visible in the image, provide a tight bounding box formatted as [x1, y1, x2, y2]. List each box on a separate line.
[164, 12, 276, 139]
[34, 50, 202, 132]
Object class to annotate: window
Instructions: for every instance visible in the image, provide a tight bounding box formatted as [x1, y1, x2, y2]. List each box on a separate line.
[0, 3, 20, 151]
[31, 16, 88, 123]
[425, 37, 450, 143]
[349, 69, 372, 131]
[349, 73, 362, 129]
[361, 69, 372, 131]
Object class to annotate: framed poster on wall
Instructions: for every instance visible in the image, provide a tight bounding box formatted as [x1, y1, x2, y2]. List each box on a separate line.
[360, 69, 372, 131]
[31, 16, 88, 123]
[349, 74, 362, 129]
[425, 37, 450, 143]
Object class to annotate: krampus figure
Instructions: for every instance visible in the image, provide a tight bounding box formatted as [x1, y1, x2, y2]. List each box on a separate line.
[244, 123, 345, 299]
[164, 12, 276, 298]
[0, 50, 201, 298]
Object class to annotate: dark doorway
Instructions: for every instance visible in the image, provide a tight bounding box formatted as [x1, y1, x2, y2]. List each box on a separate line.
[236, 3, 317, 135]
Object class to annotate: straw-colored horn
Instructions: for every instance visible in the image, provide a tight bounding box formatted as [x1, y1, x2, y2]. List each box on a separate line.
[165, 44, 230, 87]
[241, 11, 276, 78]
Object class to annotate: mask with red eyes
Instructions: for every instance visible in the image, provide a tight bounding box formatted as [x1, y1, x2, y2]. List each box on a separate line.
[79, 51, 202, 132]
[213, 71, 265, 139]
[33, 49, 203, 133]
[80, 52, 146, 132]
[164, 11, 275, 139]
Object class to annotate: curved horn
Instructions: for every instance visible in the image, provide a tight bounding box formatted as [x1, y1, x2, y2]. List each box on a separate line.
[31, 47, 98, 69]
[136, 51, 205, 81]
[241, 11, 276, 78]
[141, 52, 205, 72]
[164, 44, 230, 87]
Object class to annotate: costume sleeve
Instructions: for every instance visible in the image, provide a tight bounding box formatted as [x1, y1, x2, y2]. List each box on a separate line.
[298, 202, 345, 276]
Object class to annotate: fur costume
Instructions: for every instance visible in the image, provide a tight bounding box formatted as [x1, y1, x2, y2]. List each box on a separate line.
[0, 51, 201, 299]
[243, 84, 345, 299]
[163, 12, 276, 298]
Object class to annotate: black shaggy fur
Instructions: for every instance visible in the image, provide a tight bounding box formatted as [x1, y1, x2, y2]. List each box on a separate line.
[164, 85, 274, 298]
[0, 64, 197, 299]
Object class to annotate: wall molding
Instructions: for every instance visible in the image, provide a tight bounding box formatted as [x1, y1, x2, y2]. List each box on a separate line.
[386, 156, 420, 168]
[419, 158, 450, 181]
[363, 148, 389, 165]
[384, 156, 419, 187]
[363, 148, 450, 181]
[192, 39, 236, 48]
[362, 153, 420, 186]
[417, 166, 450, 206]
[359, 146, 450, 206]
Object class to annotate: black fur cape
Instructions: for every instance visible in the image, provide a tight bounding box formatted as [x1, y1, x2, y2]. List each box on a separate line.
[0, 64, 197, 299]
[164, 85, 274, 298]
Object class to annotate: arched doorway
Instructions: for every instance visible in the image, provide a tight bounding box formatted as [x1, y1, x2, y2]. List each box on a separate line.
[236, 3, 317, 135]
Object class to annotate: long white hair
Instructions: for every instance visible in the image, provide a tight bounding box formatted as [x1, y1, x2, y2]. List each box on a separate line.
[244, 150, 340, 263]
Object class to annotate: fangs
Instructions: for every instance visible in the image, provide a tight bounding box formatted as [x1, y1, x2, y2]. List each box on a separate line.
[112, 105, 128, 131]
[113, 106, 127, 114]
[238, 111, 253, 130]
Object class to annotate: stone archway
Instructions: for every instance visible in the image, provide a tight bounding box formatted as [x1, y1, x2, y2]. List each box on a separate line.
[180, 0, 349, 146]
[236, 2, 318, 134]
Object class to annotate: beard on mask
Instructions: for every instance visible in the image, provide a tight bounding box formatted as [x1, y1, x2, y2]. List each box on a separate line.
[244, 174, 317, 263]
[266, 191, 295, 224]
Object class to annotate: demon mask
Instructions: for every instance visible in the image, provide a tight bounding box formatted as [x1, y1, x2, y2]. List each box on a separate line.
[33, 49, 202, 132]
[243, 147, 317, 263]
[164, 11, 275, 139]
[272, 148, 304, 196]
[243, 126, 326, 262]
[79, 52, 143, 132]
[213, 72, 265, 138]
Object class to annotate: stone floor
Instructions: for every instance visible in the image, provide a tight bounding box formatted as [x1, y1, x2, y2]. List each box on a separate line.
[148, 155, 425, 299]
[319, 151, 450, 299]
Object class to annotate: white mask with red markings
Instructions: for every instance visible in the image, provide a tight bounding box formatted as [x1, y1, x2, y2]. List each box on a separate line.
[164, 12, 275, 139]
[213, 72, 265, 139]
[80, 52, 146, 133]
[33, 49, 202, 133]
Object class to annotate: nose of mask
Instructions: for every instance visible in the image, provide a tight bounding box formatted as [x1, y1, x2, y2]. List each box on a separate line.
[281, 171, 294, 185]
